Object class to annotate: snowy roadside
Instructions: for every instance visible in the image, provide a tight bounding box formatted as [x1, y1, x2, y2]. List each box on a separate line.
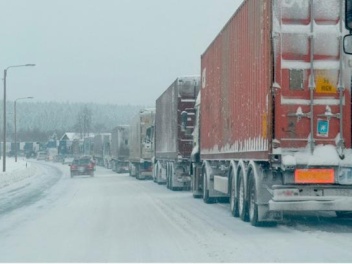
[0, 158, 64, 217]
[0, 158, 37, 190]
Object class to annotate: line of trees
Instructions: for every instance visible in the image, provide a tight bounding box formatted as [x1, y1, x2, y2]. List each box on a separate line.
[0, 101, 148, 142]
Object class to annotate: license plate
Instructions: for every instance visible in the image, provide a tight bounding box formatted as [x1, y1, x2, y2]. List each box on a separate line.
[295, 169, 334, 184]
[78, 167, 85, 173]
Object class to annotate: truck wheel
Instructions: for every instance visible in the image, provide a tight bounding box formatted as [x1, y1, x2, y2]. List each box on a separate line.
[238, 172, 249, 222]
[136, 167, 140, 180]
[166, 164, 170, 189]
[169, 176, 173, 190]
[170, 180, 176, 191]
[169, 163, 177, 191]
[203, 170, 213, 204]
[192, 175, 202, 198]
[230, 171, 239, 217]
[166, 177, 170, 189]
[153, 164, 158, 183]
[169, 165, 173, 189]
[248, 172, 260, 226]
[157, 167, 164, 185]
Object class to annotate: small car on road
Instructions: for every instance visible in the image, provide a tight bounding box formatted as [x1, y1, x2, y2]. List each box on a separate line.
[69, 156, 95, 177]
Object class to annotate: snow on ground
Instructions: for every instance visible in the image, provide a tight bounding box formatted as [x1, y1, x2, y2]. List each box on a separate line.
[0, 157, 63, 219]
[0, 160, 352, 262]
[0, 157, 36, 189]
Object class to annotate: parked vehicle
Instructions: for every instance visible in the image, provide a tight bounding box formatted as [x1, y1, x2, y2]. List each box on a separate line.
[93, 133, 111, 168]
[129, 108, 155, 180]
[70, 155, 95, 177]
[47, 148, 58, 161]
[62, 156, 74, 165]
[190, 0, 352, 226]
[9, 143, 20, 157]
[153, 76, 199, 190]
[36, 151, 47, 161]
[71, 139, 82, 157]
[110, 125, 130, 173]
[83, 137, 94, 156]
[24, 142, 35, 158]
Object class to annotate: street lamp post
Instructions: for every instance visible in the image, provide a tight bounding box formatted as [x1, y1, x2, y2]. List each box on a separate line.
[3, 64, 35, 172]
[14, 97, 33, 162]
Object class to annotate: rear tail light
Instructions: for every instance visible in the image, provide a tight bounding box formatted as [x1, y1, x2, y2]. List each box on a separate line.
[71, 165, 77, 170]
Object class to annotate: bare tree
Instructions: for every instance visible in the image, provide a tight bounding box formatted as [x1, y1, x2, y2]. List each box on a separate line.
[75, 105, 93, 138]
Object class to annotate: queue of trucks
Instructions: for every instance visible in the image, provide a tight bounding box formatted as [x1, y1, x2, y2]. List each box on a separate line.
[190, 0, 352, 225]
[30, 0, 352, 227]
[119, 0, 352, 227]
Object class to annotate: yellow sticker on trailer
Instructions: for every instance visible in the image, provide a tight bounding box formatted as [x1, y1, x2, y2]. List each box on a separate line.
[315, 76, 337, 94]
[295, 169, 335, 184]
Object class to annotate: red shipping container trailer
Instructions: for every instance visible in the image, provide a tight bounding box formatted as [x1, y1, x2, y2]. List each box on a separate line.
[153, 76, 200, 189]
[192, 0, 352, 226]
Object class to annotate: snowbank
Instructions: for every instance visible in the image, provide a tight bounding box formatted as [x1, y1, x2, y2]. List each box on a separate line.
[0, 158, 37, 189]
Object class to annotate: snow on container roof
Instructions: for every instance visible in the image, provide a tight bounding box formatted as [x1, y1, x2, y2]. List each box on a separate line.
[177, 76, 200, 98]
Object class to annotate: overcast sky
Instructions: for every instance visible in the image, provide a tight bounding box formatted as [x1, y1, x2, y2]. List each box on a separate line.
[1, 0, 243, 105]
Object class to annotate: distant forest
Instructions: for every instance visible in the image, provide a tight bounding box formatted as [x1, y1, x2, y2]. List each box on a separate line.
[1, 101, 150, 142]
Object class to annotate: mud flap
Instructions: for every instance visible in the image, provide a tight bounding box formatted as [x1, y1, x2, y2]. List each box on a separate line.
[258, 204, 282, 222]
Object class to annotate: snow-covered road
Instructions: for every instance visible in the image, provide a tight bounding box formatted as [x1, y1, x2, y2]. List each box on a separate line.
[0, 161, 352, 262]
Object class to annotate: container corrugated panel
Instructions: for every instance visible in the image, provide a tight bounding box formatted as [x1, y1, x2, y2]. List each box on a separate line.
[273, 0, 351, 150]
[155, 80, 177, 159]
[129, 113, 142, 162]
[155, 77, 200, 160]
[111, 126, 129, 160]
[93, 135, 103, 157]
[200, 0, 272, 160]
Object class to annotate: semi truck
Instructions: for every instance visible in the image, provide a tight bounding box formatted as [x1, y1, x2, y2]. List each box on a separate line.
[190, 0, 352, 226]
[24, 142, 34, 158]
[93, 133, 111, 168]
[71, 139, 82, 157]
[110, 125, 130, 173]
[129, 108, 155, 180]
[153, 76, 200, 190]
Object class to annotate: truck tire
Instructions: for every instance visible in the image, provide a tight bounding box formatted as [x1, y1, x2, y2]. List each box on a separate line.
[153, 164, 158, 183]
[169, 164, 177, 191]
[157, 167, 164, 185]
[248, 172, 260, 226]
[238, 171, 249, 222]
[230, 170, 239, 217]
[135, 166, 141, 180]
[166, 164, 170, 189]
[192, 175, 202, 199]
[203, 170, 214, 204]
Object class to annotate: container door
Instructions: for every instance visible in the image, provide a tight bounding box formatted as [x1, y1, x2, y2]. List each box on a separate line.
[273, 0, 351, 153]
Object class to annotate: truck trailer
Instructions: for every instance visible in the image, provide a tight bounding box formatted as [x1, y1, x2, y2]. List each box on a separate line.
[153, 76, 200, 190]
[191, 0, 352, 226]
[129, 108, 155, 180]
[93, 133, 111, 168]
[110, 125, 130, 173]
